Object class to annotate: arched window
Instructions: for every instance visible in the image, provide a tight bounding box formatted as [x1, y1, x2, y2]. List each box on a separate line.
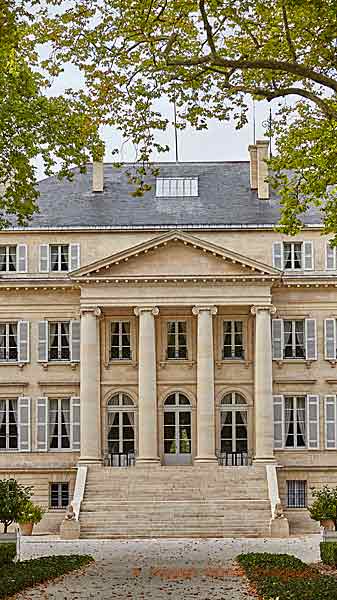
[220, 392, 248, 456]
[107, 392, 135, 461]
[164, 392, 192, 465]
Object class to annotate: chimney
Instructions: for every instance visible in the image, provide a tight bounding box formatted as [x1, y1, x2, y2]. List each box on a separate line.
[92, 161, 104, 193]
[256, 139, 270, 199]
[248, 144, 258, 190]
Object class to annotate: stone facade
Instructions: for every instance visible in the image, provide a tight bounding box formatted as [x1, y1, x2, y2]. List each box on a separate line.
[0, 153, 336, 536]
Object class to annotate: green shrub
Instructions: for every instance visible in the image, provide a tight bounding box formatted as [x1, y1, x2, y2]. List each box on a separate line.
[16, 501, 44, 525]
[0, 479, 32, 533]
[0, 554, 93, 598]
[308, 486, 337, 529]
[320, 541, 337, 566]
[0, 543, 16, 566]
[237, 552, 306, 572]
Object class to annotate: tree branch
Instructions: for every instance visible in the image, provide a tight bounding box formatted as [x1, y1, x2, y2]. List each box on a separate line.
[198, 0, 217, 56]
[281, 1, 297, 61]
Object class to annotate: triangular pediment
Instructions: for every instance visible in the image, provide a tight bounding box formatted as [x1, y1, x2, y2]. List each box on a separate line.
[71, 230, 280, 281]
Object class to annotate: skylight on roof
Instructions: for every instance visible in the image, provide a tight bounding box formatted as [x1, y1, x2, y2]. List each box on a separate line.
[156, 177, 198, 198]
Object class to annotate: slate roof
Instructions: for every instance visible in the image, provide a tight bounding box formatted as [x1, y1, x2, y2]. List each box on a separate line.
[13, 162, 322, 229]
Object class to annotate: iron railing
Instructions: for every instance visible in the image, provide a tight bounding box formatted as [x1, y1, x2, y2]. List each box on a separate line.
[103, 452, 136, 467]
[216, 451, 251, 466]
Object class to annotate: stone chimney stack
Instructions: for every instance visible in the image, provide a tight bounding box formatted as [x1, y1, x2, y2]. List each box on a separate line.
[92, 161, 104, 193]
[248, 144, 258, 190]
[256, 139, 270, 199]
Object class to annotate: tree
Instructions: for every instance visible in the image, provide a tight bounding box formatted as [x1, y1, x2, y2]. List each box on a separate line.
[38, 0, 337, 236]
[0, 478, 32, 533]
[0, 0, 102, 227]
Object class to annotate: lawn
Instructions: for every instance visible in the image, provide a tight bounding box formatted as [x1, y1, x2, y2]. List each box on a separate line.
[237, 552, 337, 600]
[0, 543, 93, 599]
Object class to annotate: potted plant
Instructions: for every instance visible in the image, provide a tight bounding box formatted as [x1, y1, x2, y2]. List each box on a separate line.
[0, 478, 32, 539]
[17, 501, 44, 536]
[308, 486, 337, 536]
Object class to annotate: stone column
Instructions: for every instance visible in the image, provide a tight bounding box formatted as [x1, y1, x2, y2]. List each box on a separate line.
[134, 306, 160, 464]
[192, 305, 217, 463]
[251, 305, 276, 462]
[79, 307, 101, 463]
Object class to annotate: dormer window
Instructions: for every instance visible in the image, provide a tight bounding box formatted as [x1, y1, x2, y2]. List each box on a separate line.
[156, 177, 198, 197]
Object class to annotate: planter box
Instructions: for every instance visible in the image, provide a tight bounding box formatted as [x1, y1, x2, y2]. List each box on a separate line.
[0, 533, 17, 543]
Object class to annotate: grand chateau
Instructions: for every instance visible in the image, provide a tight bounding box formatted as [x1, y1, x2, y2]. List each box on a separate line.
[1, 140, 336, 537]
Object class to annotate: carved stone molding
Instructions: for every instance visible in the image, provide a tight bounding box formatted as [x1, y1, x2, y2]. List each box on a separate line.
[134, 306, 159, 317]
[80, 306, 102, 318]
[251, 304, 276, 316]
[192, 305, 218, 316]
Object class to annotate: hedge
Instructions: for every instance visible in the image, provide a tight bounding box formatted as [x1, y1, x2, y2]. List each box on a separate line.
[0, 554, 93, 598]
[0, 543, 16, 566]
[320, 542, 337, 566]
[237, 552, 337, 600]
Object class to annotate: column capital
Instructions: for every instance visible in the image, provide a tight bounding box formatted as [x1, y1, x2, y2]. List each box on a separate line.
[80, 306, 102, 318]
[192, 305, 217, 317]
[251, 304, 276, 316]
[134, 306, 159, 317]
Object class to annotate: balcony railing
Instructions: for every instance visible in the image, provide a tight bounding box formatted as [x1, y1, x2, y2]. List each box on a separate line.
[103, 452, 136, 467]
[216, 451, 251, 466]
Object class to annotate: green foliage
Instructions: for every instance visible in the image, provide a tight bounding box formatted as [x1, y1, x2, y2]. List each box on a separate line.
[0, 479, 32, 533]
[238, 551, 337, 600]
[37, 0, 337, 235]
[0, 554, 93, 599]
[308, 486, 337, 529]
[320, 542, 337, 566]
[16, 501, 44, 525]
[0, 543, 16, 566]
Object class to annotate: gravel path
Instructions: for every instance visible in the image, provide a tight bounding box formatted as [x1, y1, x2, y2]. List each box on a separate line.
[16, 539, 255, 600]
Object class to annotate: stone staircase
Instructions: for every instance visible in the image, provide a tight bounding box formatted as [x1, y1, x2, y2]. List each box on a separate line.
[79, 464, 272, 538]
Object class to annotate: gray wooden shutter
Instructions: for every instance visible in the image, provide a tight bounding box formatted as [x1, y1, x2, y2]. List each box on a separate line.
[18, 320, 29, 363]
[70, 320, 80, 362]
[17, 245, 27, 273]
[70, 244, 80, 271]
[39, 244, 49, 272]
[326, 242, 336, 270]
[303, 241, 314, 270]
[18, 396, 31, 452]
[70, 396, 80, 451]
[272, 319, 283, 359]
[273, 395, 284, 449]
[272, 242, 283, 269]
[36, 397, 48, 451]
[307, 395, 319, 449]
[325, 319, 336, 360]
[305, 319, 317, 360]
[38, 321, 48, 362]
[325, 395, 337, 449]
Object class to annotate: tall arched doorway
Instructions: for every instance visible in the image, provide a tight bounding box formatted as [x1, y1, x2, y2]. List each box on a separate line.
[220, 392, 248, 465]
[164, 392, 192, 465]
[107, 392, 135, 466]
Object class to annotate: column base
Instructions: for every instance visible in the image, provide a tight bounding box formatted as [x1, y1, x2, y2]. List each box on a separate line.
[194, 455, 217, 464]
[136, 457, 161, 466]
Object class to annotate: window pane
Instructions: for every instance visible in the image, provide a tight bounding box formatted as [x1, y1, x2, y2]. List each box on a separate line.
[8, 246, 17, 271]
[50, 246, 59, 271]
[60, 245, 69, 271]
[0, 247, 6, 271]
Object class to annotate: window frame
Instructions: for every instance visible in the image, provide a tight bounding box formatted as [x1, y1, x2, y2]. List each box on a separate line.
[166, 320, 188, 360]
[49, 244, 70, 272]
[156, 177, 199, 198]
[222, 320, 244, 360]
[110, 320, 132, 361]
[48, 321, 71, 362]
[283, 241, 303, 270]
[0, 322, 18, 362]
[283, 395, 307, 449]
[0, 245, 17, 273]
[48, 397, 71, 451]
[107, 392, 135, 455]
[49, 482, 70, 509]
[0, 398, 18, 451]
[287, 480, 307, 508]
[283, 319, 305, 360]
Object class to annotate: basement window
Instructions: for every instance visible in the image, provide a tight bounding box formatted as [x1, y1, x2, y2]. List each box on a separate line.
[156, 177, 198, 197]
[287, 480, 307, 508]
[50, 482, 69, 509]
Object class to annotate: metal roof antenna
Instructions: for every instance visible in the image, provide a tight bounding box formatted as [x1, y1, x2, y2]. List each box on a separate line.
[173, 94, 179, 162]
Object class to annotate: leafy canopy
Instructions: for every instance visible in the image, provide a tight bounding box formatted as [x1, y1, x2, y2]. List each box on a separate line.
[0, 478, 32, 533]
[37, 0, 337, 235]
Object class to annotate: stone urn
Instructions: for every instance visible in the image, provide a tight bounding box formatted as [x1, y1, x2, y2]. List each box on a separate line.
[19, 522, 33, 536]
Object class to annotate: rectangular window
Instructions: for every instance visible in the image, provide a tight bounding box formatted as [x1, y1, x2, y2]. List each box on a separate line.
[283, 320, 305, 359]
[0, 246, 17, 272]
[50, 245, 69, 272]
[110, 321, 131, 360]
[167, 321, 187, 359]
[0, 399, 18, 450]
[50, 482, 69, 508]
[284, 396, 306, 448]
[48, 398, 71, 450]
[223, 320, 244, 359]
[287, 480, 307, 508]
[156, 177, 198, 197]
[49, 322, 70, 361]
[283, 242, 303, 270]
[0, 323, 18, 361]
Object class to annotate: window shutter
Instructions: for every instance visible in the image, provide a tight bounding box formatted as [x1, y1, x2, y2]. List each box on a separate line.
[273, 395, 284, 449]
[70, 396, 80, 451]
[18, 320, 29, 363]
[272, 242, 283, 270]
[18, 397, 31, 452]
[39, 244, 49, 273]
[272, 319, 283, 360]
[70, 320, 80, 362]
[307, 395, 319, 449]
[38, 321, 48, 362]
[325, 395, 337, 449]
[325, 319, 336, 360]
[70, 244, 80, 271]
[303, 241, 314, 270]
[17, 245, 27, 273]
[305, 319, 317, 360]
[326, 242, 336, 270]
[36, 397, 48, 451]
